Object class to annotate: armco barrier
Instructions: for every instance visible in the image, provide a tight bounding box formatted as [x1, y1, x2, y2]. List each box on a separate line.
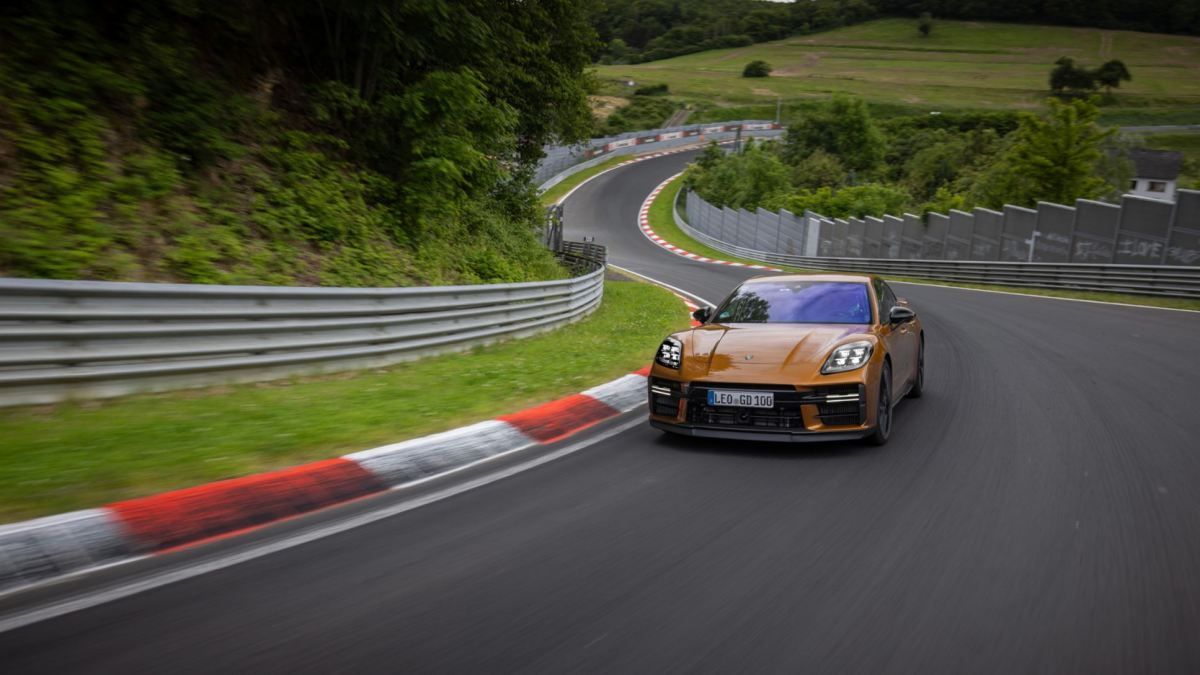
[536, 120, 785, 190]
[674, 190, 1200, 298]
[682, 187, 1200, 268]
[0, 251, 605, 407]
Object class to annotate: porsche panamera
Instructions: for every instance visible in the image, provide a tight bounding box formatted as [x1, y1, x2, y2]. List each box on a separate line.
[648, 274, 924, 445]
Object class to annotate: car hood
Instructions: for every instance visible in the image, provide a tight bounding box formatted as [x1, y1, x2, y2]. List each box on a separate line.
[682, 323, 870, 380]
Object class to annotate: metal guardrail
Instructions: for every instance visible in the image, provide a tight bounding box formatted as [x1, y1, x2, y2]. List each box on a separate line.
[0, 253, 605, 407]
[674, 193, 1200, 299]
[536, 120, 785, 188]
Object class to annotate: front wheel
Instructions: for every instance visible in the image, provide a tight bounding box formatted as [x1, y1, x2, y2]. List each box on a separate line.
[868, 363, 893, 446]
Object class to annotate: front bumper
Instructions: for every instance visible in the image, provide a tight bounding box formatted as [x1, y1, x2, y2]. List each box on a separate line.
[650, 419, 872, 443]
[648, 376, 873, 441]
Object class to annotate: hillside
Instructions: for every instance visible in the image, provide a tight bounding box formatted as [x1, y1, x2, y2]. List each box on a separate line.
[595, 19, 1200, 125]
[0, 2, 594, 287]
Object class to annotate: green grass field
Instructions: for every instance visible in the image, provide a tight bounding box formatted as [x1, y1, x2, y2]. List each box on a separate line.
[0, 279, 686, 522]
[596, 19, 1200, 123]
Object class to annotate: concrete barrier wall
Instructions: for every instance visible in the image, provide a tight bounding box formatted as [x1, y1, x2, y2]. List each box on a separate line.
[680, 188, 1200, 266]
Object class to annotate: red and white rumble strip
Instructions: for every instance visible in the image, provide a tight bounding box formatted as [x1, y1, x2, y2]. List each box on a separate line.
[0, 366, 654, 594]
[637, 173, 782, 273]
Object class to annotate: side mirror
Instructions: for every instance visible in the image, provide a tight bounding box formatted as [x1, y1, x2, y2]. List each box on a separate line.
[888, 305, 916, 324]
[692, 306, 712, 323]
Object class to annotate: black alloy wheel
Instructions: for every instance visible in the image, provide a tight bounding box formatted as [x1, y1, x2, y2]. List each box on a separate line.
[869, 363, 892, 446]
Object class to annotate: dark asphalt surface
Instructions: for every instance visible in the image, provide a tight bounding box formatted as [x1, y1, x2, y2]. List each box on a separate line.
[3, 152, 1200, 673]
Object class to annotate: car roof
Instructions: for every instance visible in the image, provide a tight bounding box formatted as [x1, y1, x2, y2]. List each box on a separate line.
[742, 273, 876, 284]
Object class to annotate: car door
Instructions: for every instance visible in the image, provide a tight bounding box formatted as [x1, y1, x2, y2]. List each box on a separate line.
[882, 281, 919, 392]
[874, 279, 906, 397]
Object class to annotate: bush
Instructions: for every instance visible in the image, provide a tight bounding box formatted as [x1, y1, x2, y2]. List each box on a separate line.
[634, 83, 669, 96]
[773, 184, 911, 219]
[742, 60, 772, 78]
[600, 96, 678, 134]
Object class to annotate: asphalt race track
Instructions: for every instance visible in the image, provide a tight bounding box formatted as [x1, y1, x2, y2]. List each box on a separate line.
[3, 152, 1200, 673]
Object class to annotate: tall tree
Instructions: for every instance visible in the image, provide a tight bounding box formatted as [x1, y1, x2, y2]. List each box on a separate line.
[1049, 57, 1096, 94]
[974, 98, 1113, 206]
[783, 95, 886, 173]
[1093, 59, 1132, 94]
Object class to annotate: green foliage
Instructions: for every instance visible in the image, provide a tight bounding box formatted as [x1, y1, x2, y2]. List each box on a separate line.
[1094, 59, 1132, 94]
[918, 12, 933, 37]
[1050, 56, 1133, 98]
[1093, 135, 1137, 202]
[872, 0, 1199, 36]
[969, 98, 1114, 207]
[742, 60, 772, 78]
[920, 186, 966, 215]
[773, 183, 911, 218]
[684, 142, 791, 210]
[600, 96, 679, 134]
[1, 0, 593, 287]
[591, 0, 882, 64]
[1050, 57, 1097, 95]
[784, 95, 886, 173]
[634, 83, 669, 96]
[791, 150, 847, 190]
[880, 110, 1021, 137]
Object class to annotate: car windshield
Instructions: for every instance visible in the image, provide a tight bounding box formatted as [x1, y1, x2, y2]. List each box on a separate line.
[713, 281, 872, 324]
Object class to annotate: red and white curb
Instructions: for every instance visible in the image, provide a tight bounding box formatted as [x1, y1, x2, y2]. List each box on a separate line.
[637, 173, 782, 274]
[0, 366, 654, 594]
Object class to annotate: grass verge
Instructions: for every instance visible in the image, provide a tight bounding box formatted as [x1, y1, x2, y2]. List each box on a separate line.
[540, 156, 631, 206]
[0, 277, 685, 522]
[650, 175, 1200, 312]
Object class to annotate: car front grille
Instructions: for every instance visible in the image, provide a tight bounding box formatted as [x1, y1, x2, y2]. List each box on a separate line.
[683, 382, 865, 431]
[685, 382, 806, 430]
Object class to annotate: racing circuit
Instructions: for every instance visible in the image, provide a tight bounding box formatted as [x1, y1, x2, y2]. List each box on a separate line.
[2, 150, 1199, 673]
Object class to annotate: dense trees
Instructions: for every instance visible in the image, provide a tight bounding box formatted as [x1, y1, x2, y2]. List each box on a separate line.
[872, 0, 1200, 35]
[592, 0, 884, 64]
[971, 98, 1115, 206]
[592, 0, 1198, 65]
[784, 95, 886, 173]
[687, 96, 1126, 219]
[1, 0, 596, 285]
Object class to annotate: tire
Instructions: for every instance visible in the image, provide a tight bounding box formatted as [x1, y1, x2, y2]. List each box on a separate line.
[909, 336, 925, 399]
[868, 362, 893, 446]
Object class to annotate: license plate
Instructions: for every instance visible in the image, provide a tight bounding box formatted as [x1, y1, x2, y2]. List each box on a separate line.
[707, 390, 774, 408]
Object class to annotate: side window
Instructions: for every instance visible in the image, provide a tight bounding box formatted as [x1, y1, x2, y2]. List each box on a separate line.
[871, 279, 885, 318]
[879, 283, 897, 320]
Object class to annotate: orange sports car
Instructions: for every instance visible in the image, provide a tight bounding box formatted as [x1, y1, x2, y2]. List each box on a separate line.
[648, 274, 924, 445]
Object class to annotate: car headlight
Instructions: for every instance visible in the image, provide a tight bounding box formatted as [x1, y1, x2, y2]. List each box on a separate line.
[822, 340, 873, 374]
[655, 337, 683, 369]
